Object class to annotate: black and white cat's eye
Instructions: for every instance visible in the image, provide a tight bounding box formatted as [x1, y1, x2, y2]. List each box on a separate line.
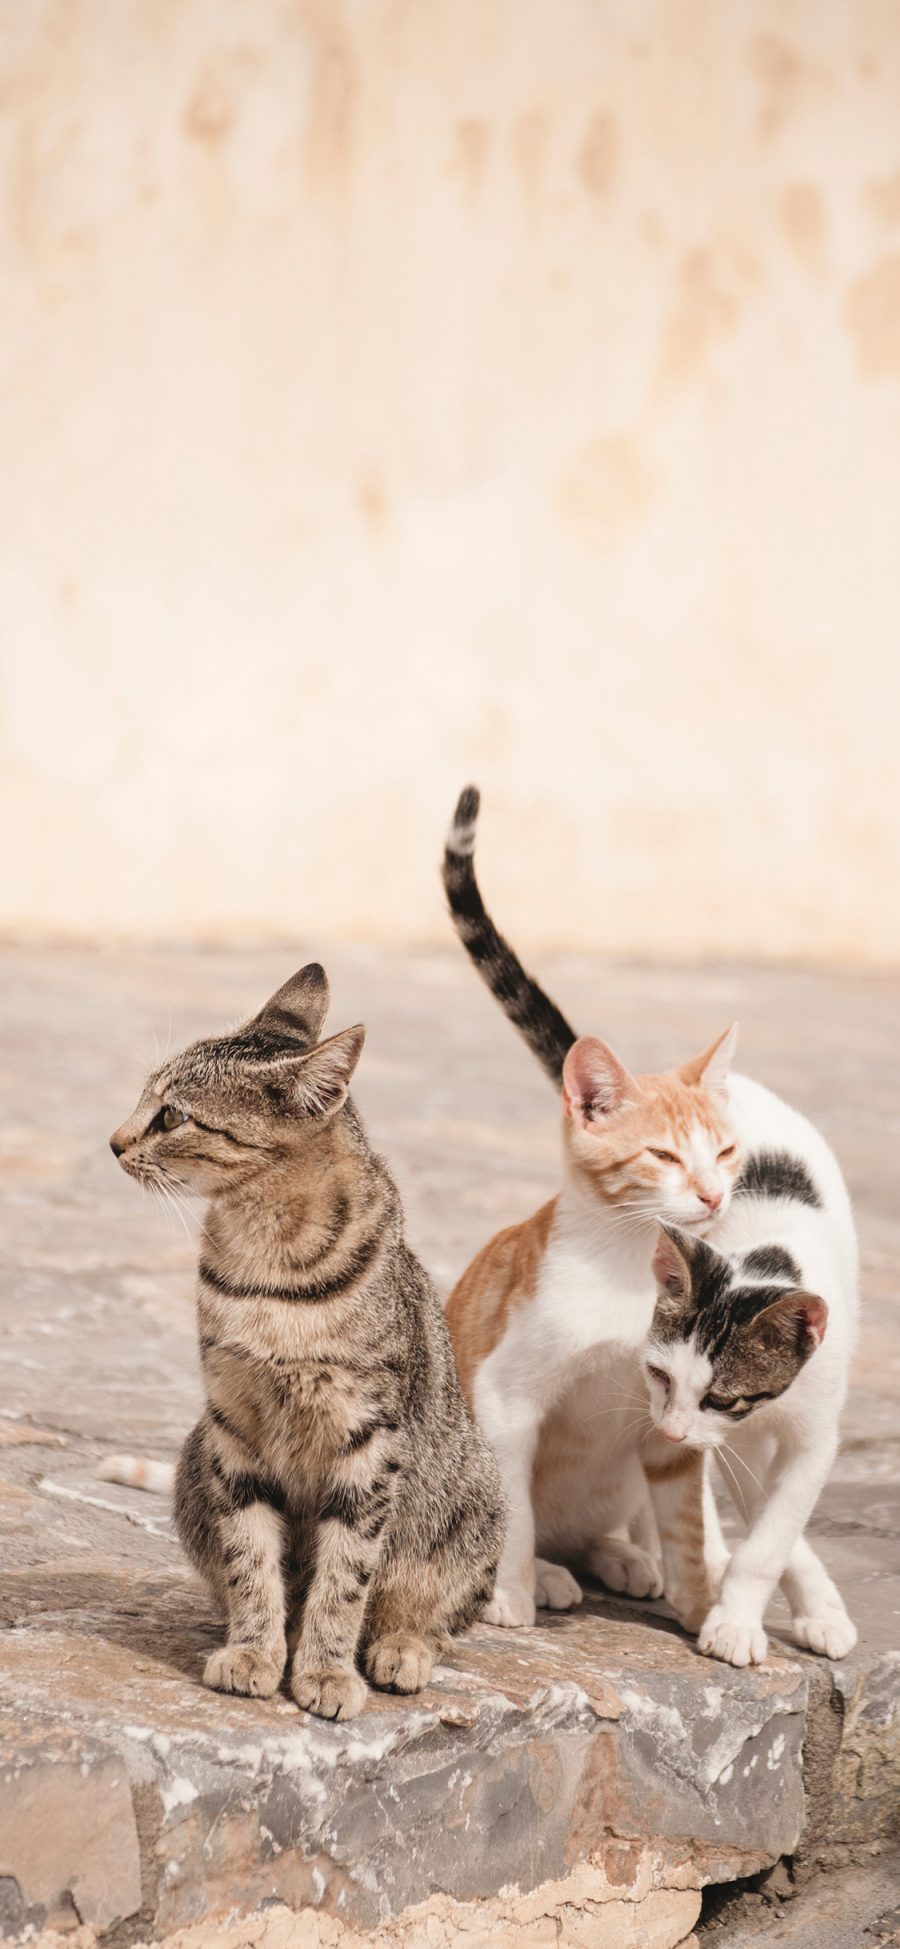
[702, 1393, 746, 1415]
[152, 1104, 189, 1134]
[646, 1365, 670, 1390]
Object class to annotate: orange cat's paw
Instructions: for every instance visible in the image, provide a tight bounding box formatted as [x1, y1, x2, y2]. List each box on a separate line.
[535, 1559, 582, 1611]
[587, 1540, 663, 1601]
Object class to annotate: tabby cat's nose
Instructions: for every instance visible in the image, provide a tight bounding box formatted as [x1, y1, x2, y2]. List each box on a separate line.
[109, 1133, 125, 1158]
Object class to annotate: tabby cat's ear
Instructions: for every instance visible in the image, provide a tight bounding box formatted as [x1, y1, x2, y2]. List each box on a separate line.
[679, 1022, 738, 1102]
[254, 963, 330, 1044]
[652, 1224, 695, 1306]
[268, 1025, 366, 1120]
[563, 1036, 636, 1123]
[751, 1290, 828, 1360]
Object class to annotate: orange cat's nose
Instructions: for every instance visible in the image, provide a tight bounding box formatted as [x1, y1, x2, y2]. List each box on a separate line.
[699, 1189, 722, 1212]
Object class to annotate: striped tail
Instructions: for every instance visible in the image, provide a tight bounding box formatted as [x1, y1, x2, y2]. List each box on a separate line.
[97, 1454, 175, 1496]
[442, 786, 577, 1087]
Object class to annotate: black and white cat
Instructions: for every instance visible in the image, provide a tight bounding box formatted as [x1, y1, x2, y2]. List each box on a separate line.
[643, 1085, 858, 1664]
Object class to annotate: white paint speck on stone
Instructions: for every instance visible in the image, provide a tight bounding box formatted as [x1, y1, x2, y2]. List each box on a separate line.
[162, 1776, 200, 1815]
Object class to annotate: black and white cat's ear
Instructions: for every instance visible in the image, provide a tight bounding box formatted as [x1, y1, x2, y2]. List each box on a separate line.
[754, 1290, 828, 1360]
[253, 963, 331, 1045]
[680, 1023, 738, 1102]
[267, 1025, 365, 1119]
[651, 1224, 695, 1305]
[563, 1036, 636, 1124]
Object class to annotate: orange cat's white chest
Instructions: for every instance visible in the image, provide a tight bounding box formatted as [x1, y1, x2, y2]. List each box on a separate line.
[537, 1205, 659, 1354]
[472, 1206, 658, 1432]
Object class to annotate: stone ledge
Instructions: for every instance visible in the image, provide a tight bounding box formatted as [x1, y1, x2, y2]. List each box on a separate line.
[0, 1566, 810, 1942]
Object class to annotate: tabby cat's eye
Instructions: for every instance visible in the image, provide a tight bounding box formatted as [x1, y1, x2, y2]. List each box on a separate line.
[154, 1104, 188, 1133]
[648, 1147, 680, 1165]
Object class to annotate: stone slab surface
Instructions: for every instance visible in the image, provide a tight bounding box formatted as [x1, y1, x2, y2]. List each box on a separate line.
[1, 945, 899, 1941]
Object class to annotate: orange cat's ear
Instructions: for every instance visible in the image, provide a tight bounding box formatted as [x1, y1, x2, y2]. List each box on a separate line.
[679, 1022, 738, 1102]
[562, 1036, 636, 1124]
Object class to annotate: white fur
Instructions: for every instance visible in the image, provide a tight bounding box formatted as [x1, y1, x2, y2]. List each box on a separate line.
[97, 1455, 175, 1495]
[475, 1068, 858, 1665]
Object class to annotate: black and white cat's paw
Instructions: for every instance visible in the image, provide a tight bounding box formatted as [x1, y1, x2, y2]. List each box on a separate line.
[587, 1539, 664, 1601]
[698, 1606, 768, 1667]
[534, 1558, 582, 1611]
[791, 1608, 857, 1660]
[484, 1583, 537, 1628]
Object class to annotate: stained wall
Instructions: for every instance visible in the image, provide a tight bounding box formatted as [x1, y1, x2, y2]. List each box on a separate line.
[2, 1, 899, 959]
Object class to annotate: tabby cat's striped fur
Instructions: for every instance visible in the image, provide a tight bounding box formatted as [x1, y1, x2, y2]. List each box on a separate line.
[110, 963, 504, 1720]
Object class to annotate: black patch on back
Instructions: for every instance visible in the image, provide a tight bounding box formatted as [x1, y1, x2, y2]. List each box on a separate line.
[741, 1244, 802, 1282]
[734, 1149, 822, 1209]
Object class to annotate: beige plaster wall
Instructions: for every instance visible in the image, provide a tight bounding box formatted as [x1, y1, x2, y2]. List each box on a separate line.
[1, 0, 899, 960]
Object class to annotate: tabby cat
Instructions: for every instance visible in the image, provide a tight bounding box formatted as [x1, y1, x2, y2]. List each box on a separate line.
[109, 963, 505, 1718]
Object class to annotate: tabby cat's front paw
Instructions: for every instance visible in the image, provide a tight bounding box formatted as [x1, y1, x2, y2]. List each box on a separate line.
[483, 1584, 536, 1628]
[204, 1644, 283, 1697]
[291, 1664, 368, 1720]
[791, 1609, 857, 1660]
[365, 1630, 433, 1693]
[698, 1606, 768, 1667]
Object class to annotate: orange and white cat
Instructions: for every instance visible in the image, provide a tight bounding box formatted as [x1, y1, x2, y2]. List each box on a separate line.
[447, 1027, 740, 1633]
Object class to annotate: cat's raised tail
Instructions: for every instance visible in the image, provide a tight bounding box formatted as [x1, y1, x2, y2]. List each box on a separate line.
[442, 785, 576, 1087]
[97, 1454, 174, 1495]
